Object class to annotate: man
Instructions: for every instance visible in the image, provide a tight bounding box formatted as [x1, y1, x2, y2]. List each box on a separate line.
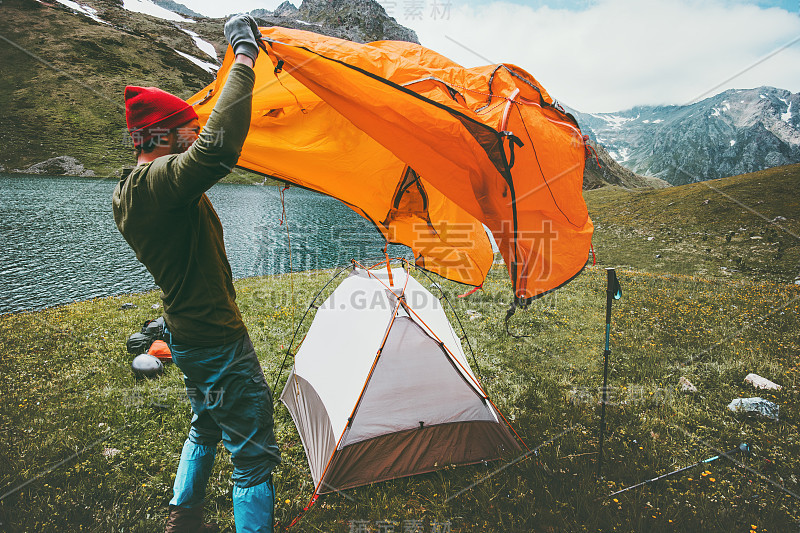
[112, 15, 280, 533]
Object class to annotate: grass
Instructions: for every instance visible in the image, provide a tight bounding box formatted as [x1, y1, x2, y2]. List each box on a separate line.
[1, 166, 799, 531]
[586, 164, 800, 283]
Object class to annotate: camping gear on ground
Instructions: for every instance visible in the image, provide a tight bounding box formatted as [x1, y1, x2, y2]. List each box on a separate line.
[190, 27, 594, 301]
[126, 332, 151, 354]
[727, 397, 779, 420]
[143, 316, 166, 340]
[131, 353, 164, 379]
[148, 339, 172, 363]
[280, 265, 520, 500]
[598, 267, 622, 477]
[126, 316, 167, 354]
[603, 443, 750, 499]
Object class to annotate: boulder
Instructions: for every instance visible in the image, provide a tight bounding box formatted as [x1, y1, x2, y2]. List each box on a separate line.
[744, 373, 781, 391]
[21, 156, 95, 177]
[727, 397, 779, 421]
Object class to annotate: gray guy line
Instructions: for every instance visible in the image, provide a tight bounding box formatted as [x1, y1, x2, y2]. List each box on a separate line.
[445, 424, 579, 503]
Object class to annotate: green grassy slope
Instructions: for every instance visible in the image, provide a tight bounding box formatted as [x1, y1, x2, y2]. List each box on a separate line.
[0, 169, 798, 531]
[586, 163, 800, 283]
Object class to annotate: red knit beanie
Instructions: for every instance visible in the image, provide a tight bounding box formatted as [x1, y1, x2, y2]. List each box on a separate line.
[124, 86, 198, 147]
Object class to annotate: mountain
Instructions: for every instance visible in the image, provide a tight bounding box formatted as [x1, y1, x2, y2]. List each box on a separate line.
[248, 0, 418, 44]
[583, 140, 668, 190]
[294, 0, 417, 43]
[0, 0, 219, 176]
[569, 87, 800, 186]
[151, 0, 203, 18]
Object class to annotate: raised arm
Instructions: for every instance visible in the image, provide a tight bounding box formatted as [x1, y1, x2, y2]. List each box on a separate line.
[147, 15, 263, 204]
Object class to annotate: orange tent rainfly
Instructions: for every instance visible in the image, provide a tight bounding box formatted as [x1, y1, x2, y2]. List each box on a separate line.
[188, 27, 594, 302]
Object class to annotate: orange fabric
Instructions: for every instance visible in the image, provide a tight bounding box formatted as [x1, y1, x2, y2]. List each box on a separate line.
[189, 28, 593, 299]
[148, 339, 172, 361]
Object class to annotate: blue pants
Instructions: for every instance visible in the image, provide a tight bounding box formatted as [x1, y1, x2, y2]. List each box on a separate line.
[166, 330, 280, 532]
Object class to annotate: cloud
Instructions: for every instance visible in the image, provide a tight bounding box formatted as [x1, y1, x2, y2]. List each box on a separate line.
[390, 0, 800, 111]
[180, 0, 800, 111]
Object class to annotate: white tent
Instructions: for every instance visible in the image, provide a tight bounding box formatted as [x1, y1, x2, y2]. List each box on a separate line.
[280, 266, 520, 494]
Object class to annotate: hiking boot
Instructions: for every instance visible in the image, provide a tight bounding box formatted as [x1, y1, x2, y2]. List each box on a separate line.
[164, 505, 220, 533]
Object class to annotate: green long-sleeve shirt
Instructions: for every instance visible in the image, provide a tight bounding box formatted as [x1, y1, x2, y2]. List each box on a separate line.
[113, 63, 256, 346]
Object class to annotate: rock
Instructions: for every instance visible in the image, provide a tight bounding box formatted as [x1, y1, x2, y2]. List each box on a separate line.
[771, 216, 787, 222]
[744, 373, 781, 391]
[465, 309, 482, 320]
[727, 397, 779, 421]
[655, 254, 662, 259]
[150, 303, 161, 310]
[298, 0, 419, 43]
[20, 156, 95, 177]
[119, 302, 137, 310]
[678, 376, 697, 393]
[102, 447, 121, 458]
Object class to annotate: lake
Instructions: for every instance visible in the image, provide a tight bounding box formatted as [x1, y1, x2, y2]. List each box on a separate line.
[0, 174, 407, 313]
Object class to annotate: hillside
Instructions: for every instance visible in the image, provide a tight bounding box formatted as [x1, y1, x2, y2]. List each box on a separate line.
[585, 163, 800, 283]
[0, 0, 218, 176]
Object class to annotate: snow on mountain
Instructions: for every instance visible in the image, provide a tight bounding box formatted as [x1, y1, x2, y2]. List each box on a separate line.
[53, 0, 109, 24]
[180, 28, 218, 61]
[122, 0, 194, 23]
[173, 49, 218, 73]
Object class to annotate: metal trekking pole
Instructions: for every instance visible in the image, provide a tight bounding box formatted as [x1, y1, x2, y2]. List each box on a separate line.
[602, 443, 751, 499]
[598, 267, 621, 477]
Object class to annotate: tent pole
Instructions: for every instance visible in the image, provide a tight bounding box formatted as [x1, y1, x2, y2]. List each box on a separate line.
[411, 266, 482, 379]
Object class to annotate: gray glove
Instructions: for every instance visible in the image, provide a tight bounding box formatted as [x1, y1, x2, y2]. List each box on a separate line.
[224, 14, 261, 62]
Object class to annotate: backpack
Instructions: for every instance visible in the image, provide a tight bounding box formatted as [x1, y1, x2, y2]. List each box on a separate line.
[126, 316, 167, 354]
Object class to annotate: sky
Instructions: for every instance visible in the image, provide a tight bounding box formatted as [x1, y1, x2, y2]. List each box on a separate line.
[178, 0, 800, 112]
